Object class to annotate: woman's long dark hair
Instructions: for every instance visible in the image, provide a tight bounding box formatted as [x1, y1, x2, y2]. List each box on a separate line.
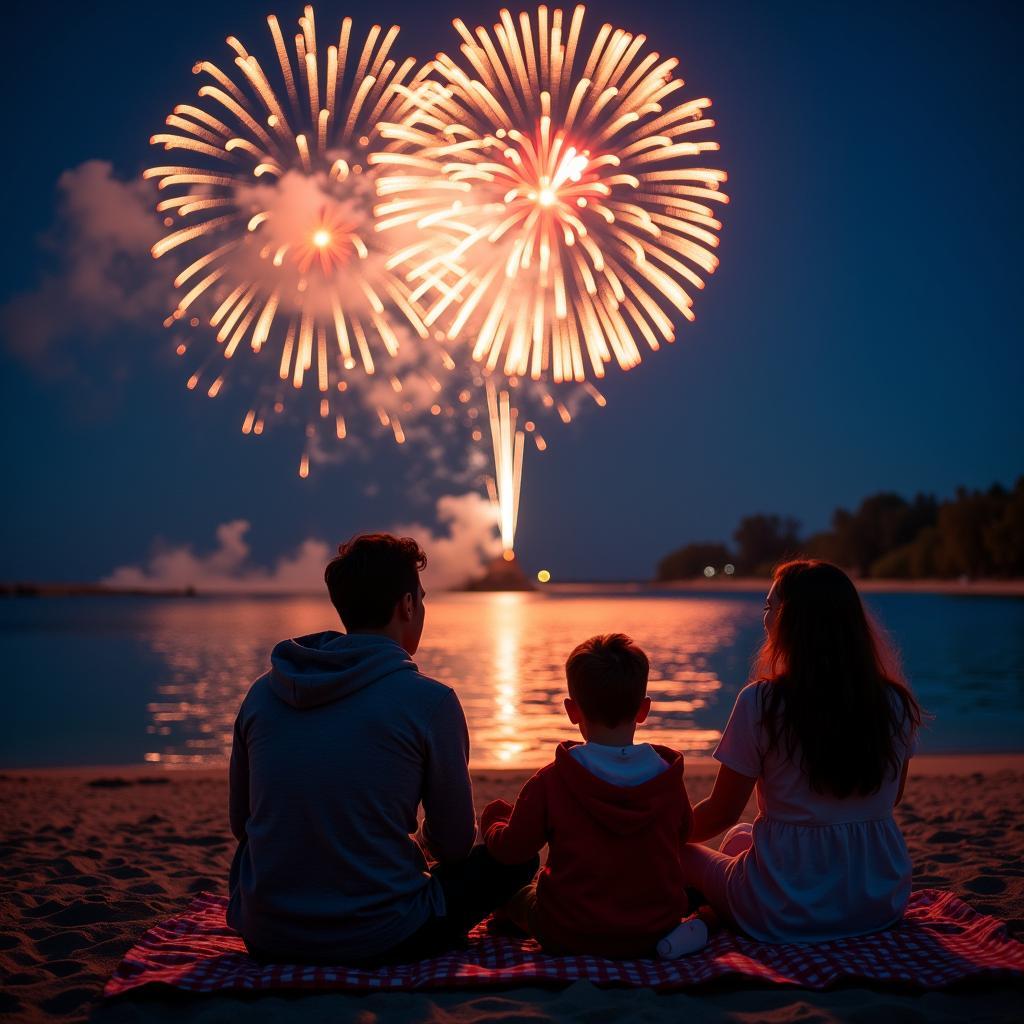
[755, 560, 921, 797]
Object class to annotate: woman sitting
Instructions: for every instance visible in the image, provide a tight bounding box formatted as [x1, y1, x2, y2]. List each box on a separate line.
[681, 559, 922, 943]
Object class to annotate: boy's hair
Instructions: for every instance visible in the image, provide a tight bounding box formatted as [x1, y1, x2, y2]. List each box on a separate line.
[565, 633, 650, 728]
[324, 533, 427, 630]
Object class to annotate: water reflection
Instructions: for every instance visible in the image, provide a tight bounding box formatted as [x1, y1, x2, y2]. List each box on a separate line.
[140, 592, 764, 769]
[4, 590, 1022, 768]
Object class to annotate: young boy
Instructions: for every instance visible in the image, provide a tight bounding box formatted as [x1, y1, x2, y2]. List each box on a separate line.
[480, 633, 694, 958]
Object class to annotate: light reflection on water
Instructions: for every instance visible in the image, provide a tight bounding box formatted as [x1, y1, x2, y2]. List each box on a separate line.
[141, 592, 762, 769]
[4, 590, 1022, 768]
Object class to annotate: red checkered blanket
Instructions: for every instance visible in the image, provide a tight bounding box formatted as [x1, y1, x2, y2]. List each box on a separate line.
[104, 889, 1024, 998]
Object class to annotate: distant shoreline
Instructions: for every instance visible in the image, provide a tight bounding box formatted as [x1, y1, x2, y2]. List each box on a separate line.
[0, 582, 198, 598]
[3, 577, 1023, 599]
[549, 577, 1024, 597]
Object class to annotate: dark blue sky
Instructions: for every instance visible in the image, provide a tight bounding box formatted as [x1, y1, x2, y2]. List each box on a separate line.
[1, 1, 1021, 582]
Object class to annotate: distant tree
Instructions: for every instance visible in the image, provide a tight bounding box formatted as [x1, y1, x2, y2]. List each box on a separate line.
[656, 543, 733, 581]
[870, 527, 945, 579]
[827, 492, 937, 577]
[803, 529, 841, 563]
[984, 477, 1024, 576]
[654, 477, 1022, 583]
[733, 515, 801, 575]
[936, 484, 1007, 578]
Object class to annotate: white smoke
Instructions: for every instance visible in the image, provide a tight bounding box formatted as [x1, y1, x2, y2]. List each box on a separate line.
[0, 161, 168, 371]
[102, 492, 499, 594]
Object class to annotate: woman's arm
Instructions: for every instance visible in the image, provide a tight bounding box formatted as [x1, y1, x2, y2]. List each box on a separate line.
[688, 764, 756, 843]
[895, 759, 910, 805]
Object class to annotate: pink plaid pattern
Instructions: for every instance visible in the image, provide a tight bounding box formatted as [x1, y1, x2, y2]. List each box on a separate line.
[104, 889, 1024, 998]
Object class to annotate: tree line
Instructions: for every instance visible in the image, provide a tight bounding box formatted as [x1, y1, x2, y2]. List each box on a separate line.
[656, 476, 1024, 581]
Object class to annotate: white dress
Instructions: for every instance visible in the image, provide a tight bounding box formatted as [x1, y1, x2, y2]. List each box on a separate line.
[687, 680, 915, 943]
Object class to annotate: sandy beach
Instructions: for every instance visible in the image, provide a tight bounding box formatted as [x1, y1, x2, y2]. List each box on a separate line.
[2, 756, 1021, 1023]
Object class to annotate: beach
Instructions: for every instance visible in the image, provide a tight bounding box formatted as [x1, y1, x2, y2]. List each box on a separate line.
[2, 755, 1021, 1023]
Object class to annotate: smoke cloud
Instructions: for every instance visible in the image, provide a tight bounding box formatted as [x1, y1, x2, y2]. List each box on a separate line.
[102, 492, 499, 594]
[0, 161, 167, 372]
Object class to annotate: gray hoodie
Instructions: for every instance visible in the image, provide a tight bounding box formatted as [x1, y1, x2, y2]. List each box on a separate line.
[227, 631, 476, 960]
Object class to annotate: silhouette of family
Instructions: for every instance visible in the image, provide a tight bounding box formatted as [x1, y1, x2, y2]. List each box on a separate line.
[227, 533, 920, 963]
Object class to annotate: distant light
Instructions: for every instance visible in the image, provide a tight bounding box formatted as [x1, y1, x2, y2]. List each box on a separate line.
[537, 569, 551, 583]
[538, 187, 556, 207]
[703, 566, 715, 578]
[502, 549, 515, 562]
[312, 229, 331, 248]
[724, 563, 736, 575]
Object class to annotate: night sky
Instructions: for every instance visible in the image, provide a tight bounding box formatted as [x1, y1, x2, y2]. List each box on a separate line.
[2, 1, 1021, 583]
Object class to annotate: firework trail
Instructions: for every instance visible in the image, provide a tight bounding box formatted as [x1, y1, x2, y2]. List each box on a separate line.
[373, 4, 728, 550]
[146, 6, 435, 476]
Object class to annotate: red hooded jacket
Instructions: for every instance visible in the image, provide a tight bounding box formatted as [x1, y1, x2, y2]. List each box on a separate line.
[482, 741, 693, 957]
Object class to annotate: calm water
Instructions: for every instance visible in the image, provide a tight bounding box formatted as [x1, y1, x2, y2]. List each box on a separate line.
[2, 591, 1022, 769]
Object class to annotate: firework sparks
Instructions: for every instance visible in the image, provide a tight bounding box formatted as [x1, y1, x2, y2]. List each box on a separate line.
[373, 3, 728, 385]
[373, 4, 728, 549]
[145, 6, 434, 472]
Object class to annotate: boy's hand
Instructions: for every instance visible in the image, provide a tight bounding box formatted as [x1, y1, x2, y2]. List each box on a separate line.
[480, 798, 513, 836]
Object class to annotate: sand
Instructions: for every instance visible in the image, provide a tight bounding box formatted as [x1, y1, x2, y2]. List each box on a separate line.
[2, 756, 1021, 1023]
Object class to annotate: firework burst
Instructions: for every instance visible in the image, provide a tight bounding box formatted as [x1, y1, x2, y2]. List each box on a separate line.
[374, 3, 729, 385]
[145, 6, 434, 472]
[372, 4, 728, 550]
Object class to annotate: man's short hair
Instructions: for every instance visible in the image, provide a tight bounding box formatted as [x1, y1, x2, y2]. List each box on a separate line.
[565, 633, 650, 728]
[324, 533, 427, 630]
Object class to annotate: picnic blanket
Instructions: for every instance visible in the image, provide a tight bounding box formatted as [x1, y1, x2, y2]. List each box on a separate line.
[104, 889, 1024, 998]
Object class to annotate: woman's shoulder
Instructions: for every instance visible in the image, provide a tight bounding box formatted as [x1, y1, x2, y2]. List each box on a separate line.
[736, 678, 775, 709]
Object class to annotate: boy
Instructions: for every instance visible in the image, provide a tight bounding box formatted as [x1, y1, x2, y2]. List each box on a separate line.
[481, 633, 693, 958]
[228, 533, 536, 964]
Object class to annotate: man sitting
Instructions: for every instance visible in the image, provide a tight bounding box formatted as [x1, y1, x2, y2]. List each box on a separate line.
[228, 532, 536, 963]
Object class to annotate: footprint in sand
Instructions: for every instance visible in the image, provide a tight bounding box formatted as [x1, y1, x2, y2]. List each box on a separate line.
[108, 865, 148, 879]
[927, 829, 969, 843]
[966, 875, 1007, 895]
[35, 931, 92, 956]
[47, 899, 153, 926]
[40, 986, 94, 1016]
[45, 959, 85, 978]
[128, 881, 168, 895]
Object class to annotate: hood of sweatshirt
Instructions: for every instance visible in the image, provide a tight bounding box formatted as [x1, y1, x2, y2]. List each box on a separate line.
[553, 741, 686, 836]
[269, 631, 417, 710]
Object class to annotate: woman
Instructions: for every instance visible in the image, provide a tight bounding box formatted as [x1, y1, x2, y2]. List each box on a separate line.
[681, 560, 922, 942]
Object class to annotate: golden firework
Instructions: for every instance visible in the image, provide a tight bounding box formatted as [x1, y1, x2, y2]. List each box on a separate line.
[373, 5, 728, 549]
[373, 4, 729, 385]
[145, 6, 432, 467]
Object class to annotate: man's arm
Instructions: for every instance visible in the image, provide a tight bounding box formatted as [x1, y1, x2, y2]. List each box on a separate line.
[420, 689, 476, 863]
[228, 711, 250, 842]
[482, 774, 548, 865]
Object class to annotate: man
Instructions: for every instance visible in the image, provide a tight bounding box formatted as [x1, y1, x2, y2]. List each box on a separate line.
[228, 533, 536, 963]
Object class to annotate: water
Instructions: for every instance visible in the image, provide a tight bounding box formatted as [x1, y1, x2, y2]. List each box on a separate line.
[2, 591, 1022, 769]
